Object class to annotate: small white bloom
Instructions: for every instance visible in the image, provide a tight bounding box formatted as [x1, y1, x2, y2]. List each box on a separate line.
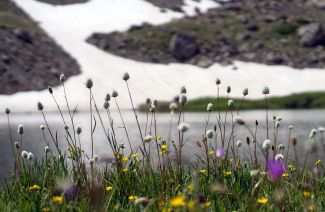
[236, 140, 242, 147]
[288, 126, 293, 130]
[207, 103, 213, 112]
[262, 139, 271, 151]
[309, 129, 317, 139]
[143, 134, 153, 143]
[275, 153, 284, 161]
[40, 125, 46, 130]
[17, 124, 24, 135]
[206, 130, 214, 139]
[278, 144, 285, 151]
[27, 152, 34, 161]
[169, 102, 178, 111]
[60, 73, 66, 82]
[234, 116, 245, 125]
[228, 99, 234, 107]
[277, 116, 282, 121]
[89, 159, 94, 165]
[178, 122, 190, 132]
[93, 155, 99, 162]
[45, 146, 50, 153]
[149, 104, 156, 112]
[21, 151, 28, 159]
[179, 93, 187, 104]
[275, 121, 280, 128]
[318, 127, 325, 133]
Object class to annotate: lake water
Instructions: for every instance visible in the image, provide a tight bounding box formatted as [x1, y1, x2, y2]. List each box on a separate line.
[1, 109, 325, 184]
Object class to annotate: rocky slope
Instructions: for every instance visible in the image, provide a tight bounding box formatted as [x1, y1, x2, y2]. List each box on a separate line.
[87, 0, 325, 69]
[0, 0, 80, 94]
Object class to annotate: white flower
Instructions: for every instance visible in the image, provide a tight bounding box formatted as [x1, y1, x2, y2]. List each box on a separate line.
[112, 90, 118, 98]
[275, 121, 280, 128]
[40, 125, 46, 130]
[60, 73, 66, 82]
[228, 99, 234, 107]
[89, 159, 94, 165]
[143, 134, 153, 143]
[122, 72, 130, 81]
[207, 103, 213, 112]
[178, 122, 190, 132]
[318, 127, 325, 133]
[179, 93, 187, 104]
[277, 116, 282, 121]
[243, 88, 248, 96]
[236, 140, 242, 147]
[278, 144, 285, 151]
[27, 152, 34, 161]
[21, 151, 28, 159]
[15, 142, 20, 149]
[250, 169, 260, 177]
[288, 126, 293, 130]
[234, 116, 245, 125]
[169, 102, 178, 111]
[309, 129, 317, 139]
[275, 154, 284, 161]
[93, 155, 99, 162]
[45, 146, 50, 153]
[17, 124, 24, 135]
[206, 130, 214, 139]
[262, 139, 271, 151]
[262, 86, 270, 95]
[149, 104, 156, 112]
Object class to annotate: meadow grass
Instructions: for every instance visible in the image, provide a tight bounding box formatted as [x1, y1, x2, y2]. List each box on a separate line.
[1, 74, 325, 211]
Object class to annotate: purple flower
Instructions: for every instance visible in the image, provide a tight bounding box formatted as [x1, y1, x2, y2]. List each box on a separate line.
[197, 194, 207, 204]
[63, 185, 78, 201]
[267, 160, 285, 181]
[215, 148, 225, 158]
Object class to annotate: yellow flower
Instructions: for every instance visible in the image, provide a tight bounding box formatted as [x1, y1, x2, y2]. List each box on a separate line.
[282, 173, 289, 177]
[52, 196, 63, 204]
[287, 164, 293, 169]
[122, 168, 128, 173]
[208, 151, 214, 155]
[199, 169, 207, 173]
[257, 197, 268, 204]
[42, 208, 50, 212]
[157, 136, 162, 141]
[228, 158, 234, 163]
[68, 147, 76, 153]
[161, 144, 167, 150]
[28, 184, 40, 191]
[121, 157, 129, 162]
[131, 153, 139, 158]
[315, 159, 321, 165]
[224, 171, 232, 177]
[303, 191, 311, 198]
[187, 200, 196, 210]
[187, 183, 194, 192]
[128, 195, 137, 201]
[105, 186, 113, 191]
[132, 168, 137, 173]
[202, 201, 212, 208]
[170, 195, 186, 207]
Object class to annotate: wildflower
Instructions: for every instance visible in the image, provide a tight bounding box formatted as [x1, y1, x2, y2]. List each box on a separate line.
[287, 164, 294, 169]
[85, 78, 93, 89]
[48, 86, 53, 94]
[37, 102, 44, 111]
[105, 186, 113, 191]
[224, 171, 232, 177]
[178, 122, 190, 132]
[257, 197, 268, 204]
[250, 169, 260, 177]
[275, 121, 280, 128]
[103, 101, 110, 110]
[234, 116, 245, 125]
[267, 160, 285, 181]
[228, 158, 233, 163]
[122, 72, 130, 81]
[275, 154, 284, 161]
[199, 169, 207, 173]
[315, 159, 321, 165]
[288, 125, 293, 130]
[180, 86, 187, 94]
[227, 99, 234, 107]
[208, 151, 214, 155]
[14, 142, 19, 149]
[262, 139, 271, 151]
[202, 201, 212, 208]
[282, 173, 289, 177]
[132, 168, 137, 173]
[187, 200, 196, 210]
[157, 135, 162, 141]
[5, 108, 10, 114]
[112, 90, 118, 98]
[89, 159, 94, 165]
[122, 168, 128, 173]
[17, 124, 24, 135]
[63, 184, 78, 201]
[318, 126, 325, 133]
[128, 195, 137, 201]
[170, 195, 185, 207]
[131, 153, 139, 158]
[262, 86, 270, 95]
[27, 152, 34, 161]
[216, 78, 221, 85]
[60, 73, 65, 82]
[21, 151, 28, 159]
[28, 184, 40, 191]
[206, 130, 214, 138]
[226, 86, 231, 93]
[40, 125, 46, 130]
[52, 196, 63, 204]
[105, 94, 111, 101]
[122, 157, 129, 162]
[303, 191, 311, 198]
[150, 104, 156, 112]
[236, 140, 242, 147]
[45, 146, 50, 153]
[207, 103, 213, 112]
[309, 129, 317, 138]
[169, 102, 178, 112]
[243, 88, 248, 96]
[153, 100, 158, 107]
[143, 134, 153, 143]
[76, 126, 82, 134]
[161, 144, 167, 150]
[93, 155, 99, 162]
[42, 208, 50, 212]
[278, 144, 285, 151]
[277, 116, 282, 121]
[179, 93, 187, 104]
[215, 148, 225, 158]
[146, 98, 151, 105]
[187, 183, 194, 192]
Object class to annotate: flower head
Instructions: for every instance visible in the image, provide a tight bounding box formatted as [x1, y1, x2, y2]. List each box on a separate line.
[37, 102, 44, 111]
[180, 86, 187, 94]
[226, 86, 231, 93]
[236, 140, 242, 147]
[122, 72, 130, 81]
[28, 184, 40, 191]
[52, 196, 63, 204]
[143, 134, 153, 143]
[262, 86, 270, 95]
[206, 130, 214, 139]
[228, 99, 234, 107]
[207, 103, 213, 112]
[257, 197, 268, 204]
[60, 74, 65, 82]
[112, 90, 118, 98]
[27, 152, 34, 161]
[216, 78, 221, 85]
[262, 139, 271, 151]
[243, 88, 248, 96]
[179, 93, 187, 104]
[170, 195, 186, 207]
[215, 148, 225, 158]
[178, 122, 190, 132]
[105, 186, 113, 191]
[85, 78, 93, 89]
[275, 154, 284, 161]
[309, 129, 317, 139]
[76, 126, 82, 134]
[17, 124, 24, 135]
[103, 101, 110, 110]
[45, 146, 50, 153]
[267, 159, 285, 181]
[5, 108, 10, 114]
[21, 151, 28, 159]
[128, 195, 138, 201]
[234, 116, 245, 125]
